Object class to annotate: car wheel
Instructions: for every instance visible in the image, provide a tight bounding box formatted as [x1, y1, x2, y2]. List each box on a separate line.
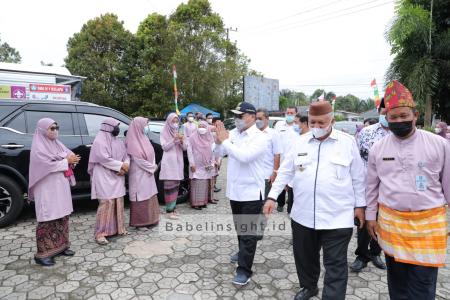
[0, 175, 24, 228]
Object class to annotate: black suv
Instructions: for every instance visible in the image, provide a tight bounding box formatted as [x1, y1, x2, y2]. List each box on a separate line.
[0, 99, 189, 227]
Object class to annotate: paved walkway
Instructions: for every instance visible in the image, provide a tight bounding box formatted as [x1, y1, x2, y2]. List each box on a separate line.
[1, 160, 450, 299]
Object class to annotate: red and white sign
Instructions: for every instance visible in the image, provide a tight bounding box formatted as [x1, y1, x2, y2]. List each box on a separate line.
[30, 84, 71, 94]
[29, 84, 71, 101]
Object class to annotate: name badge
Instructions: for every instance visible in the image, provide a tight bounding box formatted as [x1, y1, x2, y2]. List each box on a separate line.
[383, 157, 395, 161]
[416, 175, 427, 191]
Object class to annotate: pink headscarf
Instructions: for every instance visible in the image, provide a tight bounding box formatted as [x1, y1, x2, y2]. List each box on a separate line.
[28, 118, 72, 200]
[125, 117, 155, 161]
[189, 121, 213, 167]
[88, 117, 127, 175]
[161, 113, 179, 144]
[436, 122, 448, 139]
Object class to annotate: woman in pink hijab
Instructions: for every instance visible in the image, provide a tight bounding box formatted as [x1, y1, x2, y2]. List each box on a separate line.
[435, 122, 450, 141]
[159, 113, 186, 219]
[125, 117, 160, 229]
[88, 117, 130, 245]
[29, 118, 80, 266]
[187, 121, 217, 209]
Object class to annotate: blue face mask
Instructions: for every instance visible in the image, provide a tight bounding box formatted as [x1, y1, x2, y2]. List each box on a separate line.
[286, 115, 295, 123]
[293, 124, 302, 134]
[379, 115, 388, 127]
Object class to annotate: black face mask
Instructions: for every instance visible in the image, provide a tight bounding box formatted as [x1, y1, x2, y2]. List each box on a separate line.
[388, 121, 413, 138]
[111, 126, 120, 137]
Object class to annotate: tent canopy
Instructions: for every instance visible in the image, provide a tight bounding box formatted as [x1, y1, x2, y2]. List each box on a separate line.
[180, 103, 220, 118]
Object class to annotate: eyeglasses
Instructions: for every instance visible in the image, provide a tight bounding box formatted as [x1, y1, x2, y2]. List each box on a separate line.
[49, 126, 60, 131]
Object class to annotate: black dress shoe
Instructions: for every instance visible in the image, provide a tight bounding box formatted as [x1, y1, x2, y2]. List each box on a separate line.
[214, 187, 221, 193]
[294, 287, 319, 300]
[193, 207, 202, 210]
[60, 249, 75, 256]
[35, 257, 55, 266]
[349, 257, 367, 272]
[371, 255, 387, 270]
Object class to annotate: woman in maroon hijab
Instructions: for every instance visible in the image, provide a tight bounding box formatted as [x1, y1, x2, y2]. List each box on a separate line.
[29, 118, 80, 266]
[125, 117, 160, 229]
[88, 118, 130, 245]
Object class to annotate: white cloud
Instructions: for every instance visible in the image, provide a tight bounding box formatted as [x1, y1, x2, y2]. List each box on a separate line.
[0, 0, 395, 98]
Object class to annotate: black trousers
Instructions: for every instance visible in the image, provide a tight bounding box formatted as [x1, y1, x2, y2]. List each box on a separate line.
[277, 188, 286, 207]
[354, 226, 382, 262]
[287, 186, 294, 214]
[230, 200, 263, 277]
[292, 220, 352, 300]
[385, 255, 438, 300]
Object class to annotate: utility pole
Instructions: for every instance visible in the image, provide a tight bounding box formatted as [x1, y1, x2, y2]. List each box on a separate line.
[424, 0, 434, 127]
[224, 27, 238, 105]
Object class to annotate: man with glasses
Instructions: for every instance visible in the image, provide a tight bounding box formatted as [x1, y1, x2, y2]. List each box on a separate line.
[214, 102, 268, 286]
[274, 106, 298, 212]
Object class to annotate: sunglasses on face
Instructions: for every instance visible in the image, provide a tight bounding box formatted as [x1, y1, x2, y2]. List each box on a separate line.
[49, 126, 60, 131]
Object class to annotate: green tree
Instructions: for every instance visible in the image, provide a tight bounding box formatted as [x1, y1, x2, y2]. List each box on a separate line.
[310, 89, 325, 101]
[134, 13, 175, 118]
[0, 35, 21, 63]
[65, 14, 137, 114]
[386, 0, 450, 125]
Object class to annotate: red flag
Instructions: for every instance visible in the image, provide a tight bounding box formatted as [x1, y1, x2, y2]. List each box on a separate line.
[370, 78, 377, 87]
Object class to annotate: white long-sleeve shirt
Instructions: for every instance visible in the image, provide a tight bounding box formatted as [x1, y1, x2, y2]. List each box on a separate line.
[214, 124, 269, 201]
[268, 129, 366, 229]
[261, 127, 282, 179]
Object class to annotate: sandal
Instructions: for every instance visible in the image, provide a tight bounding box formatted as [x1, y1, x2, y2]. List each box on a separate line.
[96, 237, 109, 245]
[169, 213, 179, 220]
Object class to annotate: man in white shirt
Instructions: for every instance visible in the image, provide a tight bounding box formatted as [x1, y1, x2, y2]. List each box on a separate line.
[183, 112, 197, 138]
[264, 101, 366, 300]
[286, 114, 310, 214]
[215, 102, 269, 286]
[256, 108, 281, 198]
[274, 106, 297, 212]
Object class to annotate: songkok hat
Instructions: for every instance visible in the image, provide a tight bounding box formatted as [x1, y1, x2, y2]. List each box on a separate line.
[384, 80, 415, 111]
[309, 101, 333, 116]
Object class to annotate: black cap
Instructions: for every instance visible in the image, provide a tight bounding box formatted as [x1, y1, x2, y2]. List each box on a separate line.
[230, 102, 256, 115]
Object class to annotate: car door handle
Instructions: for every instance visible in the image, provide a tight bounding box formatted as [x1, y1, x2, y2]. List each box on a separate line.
[1, 144, 25, 149]
[85, 144, 92, 148]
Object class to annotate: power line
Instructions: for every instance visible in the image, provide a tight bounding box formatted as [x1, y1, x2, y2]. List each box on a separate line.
[269, 1, 393, 33]
[241, 0, 344, 32]
[242, 0, 393, 35]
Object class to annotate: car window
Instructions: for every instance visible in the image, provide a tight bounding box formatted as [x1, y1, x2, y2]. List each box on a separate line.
[0, 105, 21, 121]
[84, 114, 128, 137]
[26, 111, 75, 135]
[148, 123, 164, 133]
[5, 112, 26, 133]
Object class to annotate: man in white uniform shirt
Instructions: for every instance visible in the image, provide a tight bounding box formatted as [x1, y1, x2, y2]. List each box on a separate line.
[214, 102, 269, 286]
[256, 108, 281, 198]
[274, 105, 297, 212]
[264, 101, 366, 300]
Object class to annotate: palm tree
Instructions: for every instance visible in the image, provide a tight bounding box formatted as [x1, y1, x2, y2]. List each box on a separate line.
[385, 0, 450, 125]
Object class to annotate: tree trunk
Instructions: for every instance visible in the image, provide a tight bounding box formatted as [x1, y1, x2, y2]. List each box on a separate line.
[424, 93, 432, 127]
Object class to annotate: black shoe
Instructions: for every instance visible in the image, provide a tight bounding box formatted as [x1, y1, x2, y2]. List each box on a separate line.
[193, 207, 202, 210]
[349, 257, 367, 272]
[277, 206, 284, 213]
[294, 287, 319, 300]
[214, 187, 221, 193]
[60, 249, 75, 256]
[371, 255, 387, 270]
[35, 257, 55, 266]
